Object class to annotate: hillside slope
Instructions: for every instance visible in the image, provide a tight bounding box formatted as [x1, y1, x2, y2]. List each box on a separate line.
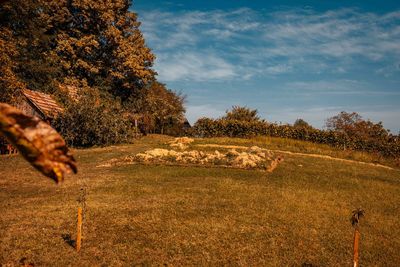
[0, 135, 399, 266]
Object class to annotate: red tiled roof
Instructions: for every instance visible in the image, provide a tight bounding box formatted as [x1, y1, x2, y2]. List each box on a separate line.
[23, 89, 64, 118]
[59, 84, 79, 101]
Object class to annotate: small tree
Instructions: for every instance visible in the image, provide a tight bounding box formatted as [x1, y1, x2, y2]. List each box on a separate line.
[293, 118, 313, 130]
[127, 81, 186, 135]
[326, 111, 362, 134]
[325, 111, 389, 141]
[222, 106, 261, 122]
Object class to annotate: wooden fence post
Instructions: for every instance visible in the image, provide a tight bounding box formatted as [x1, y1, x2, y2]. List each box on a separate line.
[76, 206, 82, 252]
[353, 227, 360, 267]
[351, 208, 364, 267]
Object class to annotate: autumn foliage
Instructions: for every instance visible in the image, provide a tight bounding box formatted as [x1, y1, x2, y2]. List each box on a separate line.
[192, 108, 400, 158]
[0, 0, 185, 146]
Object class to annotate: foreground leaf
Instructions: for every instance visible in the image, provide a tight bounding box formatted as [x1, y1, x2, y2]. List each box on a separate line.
[0, 103, 77, 182]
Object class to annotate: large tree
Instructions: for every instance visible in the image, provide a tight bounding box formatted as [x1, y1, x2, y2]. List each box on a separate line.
[1, 0, 155, 100]
[0, 28, 24, 103]
[1, 0, 187, 143]
[0, 0, 61, 97]
[44, 0, 155, 98]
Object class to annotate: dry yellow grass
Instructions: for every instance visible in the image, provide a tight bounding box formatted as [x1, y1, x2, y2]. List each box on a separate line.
[0, 135, 399, 266]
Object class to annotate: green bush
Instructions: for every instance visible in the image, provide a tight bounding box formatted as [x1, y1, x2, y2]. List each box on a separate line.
[53, 92, 134, 147]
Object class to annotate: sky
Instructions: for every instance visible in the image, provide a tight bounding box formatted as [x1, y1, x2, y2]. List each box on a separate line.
[131, 0, 400, 133]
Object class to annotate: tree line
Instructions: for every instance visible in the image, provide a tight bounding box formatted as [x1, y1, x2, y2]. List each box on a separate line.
[192, 107, 400, 159]
[0, 0, 185, 146]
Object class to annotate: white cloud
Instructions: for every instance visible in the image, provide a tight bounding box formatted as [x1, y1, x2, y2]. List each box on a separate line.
[139, 7, 400, 82]
[139, 8, 259, 49]
[285, 80, 362, 95]
[282, 80, 400, 97]
[135, 7, 400, 132]
[262, 8, 400, 61]
[155, 52, 237, 82]
[264, 64, 293, 74]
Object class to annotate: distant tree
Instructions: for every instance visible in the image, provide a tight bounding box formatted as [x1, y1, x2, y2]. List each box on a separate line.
[326, 112, 362, 134]
[353, 120, 390, 140]
[325, 111, 390, 140]
[293, 118, 313, 130]
[222, 106, 261, 122]
[128, 81, 185, 135]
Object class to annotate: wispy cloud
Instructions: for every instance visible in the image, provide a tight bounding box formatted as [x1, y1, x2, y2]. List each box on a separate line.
[262, 9, 400, 61]
[138, 7, 400, 82]
[156, 51, 237, 82]
[283, 80, 400, 96]
[136, 7, 400, 132]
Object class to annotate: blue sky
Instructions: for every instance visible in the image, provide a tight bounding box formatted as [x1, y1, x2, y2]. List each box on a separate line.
[132, 1, 400, 133]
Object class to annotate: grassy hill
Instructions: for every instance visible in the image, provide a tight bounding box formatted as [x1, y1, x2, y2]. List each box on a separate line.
[0, 135, 399, 266]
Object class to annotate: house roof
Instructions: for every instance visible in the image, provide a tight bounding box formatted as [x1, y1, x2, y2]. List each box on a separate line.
[59, 84, 79, 101]
[23, 89, 64, 118]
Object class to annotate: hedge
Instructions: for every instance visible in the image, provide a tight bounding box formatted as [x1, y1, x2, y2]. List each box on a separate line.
[192, 118, 400, 158]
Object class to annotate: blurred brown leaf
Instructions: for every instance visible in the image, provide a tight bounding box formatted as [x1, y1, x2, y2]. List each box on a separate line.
[0, 103, 77, 183]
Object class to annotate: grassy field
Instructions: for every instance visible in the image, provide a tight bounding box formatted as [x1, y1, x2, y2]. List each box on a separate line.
[0, 135, 399, 266]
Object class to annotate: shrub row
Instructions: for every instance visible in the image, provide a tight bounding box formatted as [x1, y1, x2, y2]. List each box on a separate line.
[192, 118, 400, 158]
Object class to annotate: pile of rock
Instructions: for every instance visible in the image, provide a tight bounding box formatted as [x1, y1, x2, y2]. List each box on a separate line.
[168, 137, 194, 150]
[130, 145, 279, 170]
[97, 142, 284, 172]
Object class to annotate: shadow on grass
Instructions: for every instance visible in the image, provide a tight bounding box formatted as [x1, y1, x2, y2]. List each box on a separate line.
[62, 234, 76, 249]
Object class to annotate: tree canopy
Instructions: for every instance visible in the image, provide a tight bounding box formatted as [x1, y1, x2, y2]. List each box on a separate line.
[0, 28, 24, 103]
[0, 0, 186, 145]
[131, 81, 186, 135]
[1, 0, 156, 100]
[325, 111, 390, 141]
[222, 106, 261, 122]
[293, 119, 313, 130]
